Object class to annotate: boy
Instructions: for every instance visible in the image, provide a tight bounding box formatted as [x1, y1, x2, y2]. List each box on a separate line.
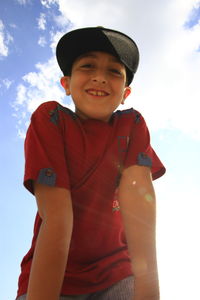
[16, 27, 165, 300]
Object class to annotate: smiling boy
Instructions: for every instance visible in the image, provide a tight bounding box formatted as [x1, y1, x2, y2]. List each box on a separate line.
[16, 27, 165, 300]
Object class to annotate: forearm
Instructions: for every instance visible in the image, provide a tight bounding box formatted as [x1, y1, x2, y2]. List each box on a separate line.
[122, 214, 159, 300]
[26, 212, 73, 300]
[118, 166, 159, 299]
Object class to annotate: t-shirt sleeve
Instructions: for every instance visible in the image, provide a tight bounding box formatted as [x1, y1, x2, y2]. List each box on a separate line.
[124, 112, 166, 180]
[24, 101, 70, 194]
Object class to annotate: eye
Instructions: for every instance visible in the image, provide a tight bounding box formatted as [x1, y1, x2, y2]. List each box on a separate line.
[80, 63, 93, 69]
[110, 68, 122, 76]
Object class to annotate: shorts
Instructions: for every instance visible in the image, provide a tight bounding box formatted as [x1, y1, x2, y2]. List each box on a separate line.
[16, 275, 134, 299]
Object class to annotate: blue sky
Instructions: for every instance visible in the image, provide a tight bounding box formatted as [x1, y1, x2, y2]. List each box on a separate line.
[1, 0, 200, 299]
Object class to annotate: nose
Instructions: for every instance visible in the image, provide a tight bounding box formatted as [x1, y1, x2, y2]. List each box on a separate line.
[91, 70, 107, 84]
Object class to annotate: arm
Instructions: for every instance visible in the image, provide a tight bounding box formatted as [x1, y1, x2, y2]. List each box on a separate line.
[118, 165, 159, 300]
[26, 183, 73, 300]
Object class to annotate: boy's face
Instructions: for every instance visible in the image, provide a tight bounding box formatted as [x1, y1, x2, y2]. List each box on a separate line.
[61, 51, 131, 122]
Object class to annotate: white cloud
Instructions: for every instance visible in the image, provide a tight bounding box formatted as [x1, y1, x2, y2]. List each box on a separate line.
[15, 56, 64, 112]
[38, 36, 47, 47]
[16, 84, 27, 105]
[16, 0, 30, 4]
[0, 19, 13, 57]
[2, 78, 13, 89]
[13, 56, 71, 137]
[17, 128, 26, 139]
[6, 32, 13, 44]
[40, 0, 58, 8]
[37, 13, 46, 30]
[49, 29, 67, 53]
[9, 23, 18, 29]
[57, 0, 125, 29]
[155, 175, 200, 300]
[53, 14, 72, 29]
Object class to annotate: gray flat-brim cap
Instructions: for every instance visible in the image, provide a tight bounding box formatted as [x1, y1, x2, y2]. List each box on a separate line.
[56, 27, 139, 85]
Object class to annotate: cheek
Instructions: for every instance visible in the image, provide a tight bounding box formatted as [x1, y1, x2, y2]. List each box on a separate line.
[114, 80, 126, 93]
[71, 75, 85, 90]
[119, 87, 127, 99]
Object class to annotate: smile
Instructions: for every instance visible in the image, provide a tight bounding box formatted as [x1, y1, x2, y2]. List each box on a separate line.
[86, 89, 109, 96]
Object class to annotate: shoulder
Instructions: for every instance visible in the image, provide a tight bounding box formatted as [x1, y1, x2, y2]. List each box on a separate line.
[31, 101, 59, 120]
[33, 101, 62, 115]
[31, 101, 75, 123]
[114, 107, 144, 124]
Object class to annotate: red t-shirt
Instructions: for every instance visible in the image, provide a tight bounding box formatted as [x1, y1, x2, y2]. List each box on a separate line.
[16, 101, 165, 297]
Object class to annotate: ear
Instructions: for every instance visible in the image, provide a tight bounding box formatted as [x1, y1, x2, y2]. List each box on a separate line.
[121, 86, 131, 105]
[60, 76, 71, 95]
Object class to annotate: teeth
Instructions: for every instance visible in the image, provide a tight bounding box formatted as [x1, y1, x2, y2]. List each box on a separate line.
[88, 90, 107, 96]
